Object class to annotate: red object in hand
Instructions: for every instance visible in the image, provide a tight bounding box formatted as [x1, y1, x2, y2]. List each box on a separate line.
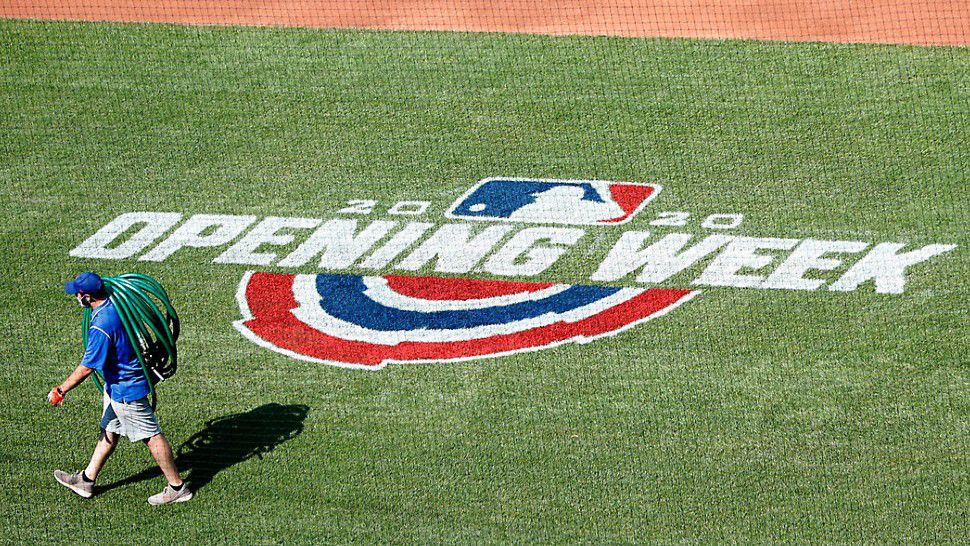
[48, 387, 65, 406]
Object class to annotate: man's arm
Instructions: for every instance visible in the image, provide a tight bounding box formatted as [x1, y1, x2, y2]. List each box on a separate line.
[49, 328, 107, 405]
[48, 364, 95, 405]
[58, 364, 94, 394]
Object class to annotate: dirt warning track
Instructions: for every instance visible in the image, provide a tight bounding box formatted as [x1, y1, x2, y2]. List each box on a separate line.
[2, 0, 967, 46]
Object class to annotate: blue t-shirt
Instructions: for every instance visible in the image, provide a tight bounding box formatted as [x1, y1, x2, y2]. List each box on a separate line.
[80, 300, 150, 403]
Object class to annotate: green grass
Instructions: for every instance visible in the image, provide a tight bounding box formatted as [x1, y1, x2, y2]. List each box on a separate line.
[1, 19, 967, 543]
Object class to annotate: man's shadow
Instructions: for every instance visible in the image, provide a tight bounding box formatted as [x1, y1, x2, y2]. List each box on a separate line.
[99, 403, 310, 493]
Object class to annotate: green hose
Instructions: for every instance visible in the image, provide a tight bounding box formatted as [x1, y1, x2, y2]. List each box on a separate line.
[81, 274, 180, 407]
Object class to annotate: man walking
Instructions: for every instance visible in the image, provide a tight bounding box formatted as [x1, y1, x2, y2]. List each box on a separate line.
[50, 272, 192, 505]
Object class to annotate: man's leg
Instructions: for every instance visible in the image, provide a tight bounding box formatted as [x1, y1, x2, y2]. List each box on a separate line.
[54, 406, 121, 498]
[84, 429, 119, 482]
[145, 433, 183, 486]
[145, 433, 193, 505]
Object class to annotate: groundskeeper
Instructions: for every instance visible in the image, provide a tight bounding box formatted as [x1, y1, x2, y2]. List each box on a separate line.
[50, 272, 192, 505]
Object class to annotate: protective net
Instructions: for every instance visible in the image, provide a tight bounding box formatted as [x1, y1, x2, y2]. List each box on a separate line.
[3, 1, 967, 542]
[3, 1, 969, 45]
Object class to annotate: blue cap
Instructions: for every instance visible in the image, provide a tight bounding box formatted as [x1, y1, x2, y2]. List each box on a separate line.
[65, 272, 104, 295]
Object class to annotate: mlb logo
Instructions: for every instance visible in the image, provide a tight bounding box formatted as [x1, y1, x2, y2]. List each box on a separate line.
[446, 177, 661, 226]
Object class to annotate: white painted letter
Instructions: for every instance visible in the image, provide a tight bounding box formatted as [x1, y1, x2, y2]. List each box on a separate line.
[761, 239, 868, 291]
[591, 232, 732, 283]
[140, 214, 256, 262]
[214, 216, 322, 266]
[693, 237, 799, 288]
[277, 219, 396, 269]
[359, 222, 434, 269]
[483, 227, 584, 277]
[70, 212, 182, 260]
[397, 224, 512, 273]
[829, 242, 957, 294]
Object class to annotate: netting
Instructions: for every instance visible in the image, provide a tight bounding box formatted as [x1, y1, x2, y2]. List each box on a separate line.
[3, 0, 969, 541]
[4, 7, 966, 350]
[2, 1, 969, 45]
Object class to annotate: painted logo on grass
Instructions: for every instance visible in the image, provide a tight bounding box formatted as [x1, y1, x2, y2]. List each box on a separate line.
[70, 175, 958, 370]
[235, 272, 697, 370]
[446, 177, 660, 225]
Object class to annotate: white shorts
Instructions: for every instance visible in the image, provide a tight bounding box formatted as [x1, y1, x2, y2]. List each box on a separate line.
[100, 392, 162, 442]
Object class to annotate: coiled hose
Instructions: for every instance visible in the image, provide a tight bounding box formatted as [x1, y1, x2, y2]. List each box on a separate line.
[82, 273, 179, 407]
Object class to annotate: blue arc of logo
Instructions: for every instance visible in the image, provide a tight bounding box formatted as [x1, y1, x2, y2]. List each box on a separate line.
[313, 274, 621, 332]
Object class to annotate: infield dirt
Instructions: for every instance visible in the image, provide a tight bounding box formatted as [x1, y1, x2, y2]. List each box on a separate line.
[2, 0, 967, 46]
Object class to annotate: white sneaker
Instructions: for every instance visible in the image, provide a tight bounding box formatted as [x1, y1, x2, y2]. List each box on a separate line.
[148, 483, 193, 505]
[54, 470, 94, 499]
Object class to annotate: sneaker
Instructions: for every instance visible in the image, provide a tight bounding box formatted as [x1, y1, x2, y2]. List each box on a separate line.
[54, 470, 94, 499]
[148, 483, 193, 505]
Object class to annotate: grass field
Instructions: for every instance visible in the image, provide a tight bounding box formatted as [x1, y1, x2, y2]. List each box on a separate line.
[1, 19, 967, 543]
